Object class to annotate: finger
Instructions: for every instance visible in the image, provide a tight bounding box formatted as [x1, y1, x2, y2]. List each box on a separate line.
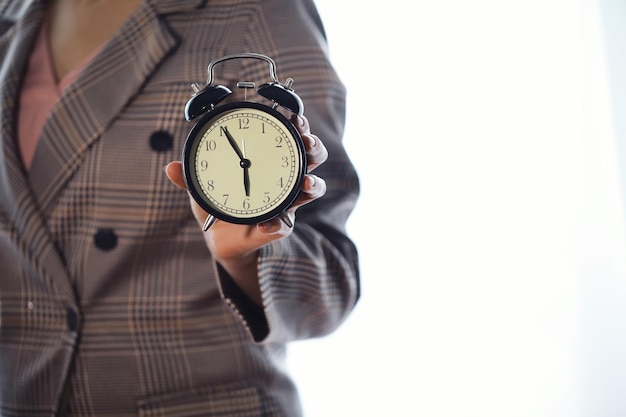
[302, 132, 328, 171]
[267, 175, 326, 232]
[290, 114, 328, 171]
[291, 113, 311, 135]
[257, 215, 295, 236]
[165, 161, 187, 190]
[302, 174, 326, 199]
[289, 174, 327, 211]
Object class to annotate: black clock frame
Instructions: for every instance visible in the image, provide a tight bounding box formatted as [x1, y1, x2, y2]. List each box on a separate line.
[182, 101, 307, 225]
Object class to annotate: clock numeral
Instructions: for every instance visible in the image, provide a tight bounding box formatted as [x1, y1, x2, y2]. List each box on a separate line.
[277, 177, 284, 188]
[281, 156, 289, 168]
[222, 194, 229, 205]
[243, 198, 251, 210]
[263, 192, 270, 204]
[239, 118, 250, 130]
[275, 136, 283, 147]
[207, 179, 215, 191]
[204, 140, 217, 151]
[200, 160, 209, 171]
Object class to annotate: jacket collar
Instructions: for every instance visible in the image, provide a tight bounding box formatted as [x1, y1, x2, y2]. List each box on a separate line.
[28, 0, 181, 214]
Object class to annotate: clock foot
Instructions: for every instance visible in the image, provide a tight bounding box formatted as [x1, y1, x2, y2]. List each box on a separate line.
[277, 212, 293, 228]
[202, 214, 217, 231]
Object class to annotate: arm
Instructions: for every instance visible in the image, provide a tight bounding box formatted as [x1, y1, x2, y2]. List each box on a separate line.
[166, 113, 329, 302]
[166, 0, 360, 343]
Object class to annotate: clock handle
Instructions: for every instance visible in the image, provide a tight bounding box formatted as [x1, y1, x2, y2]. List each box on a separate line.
[202, 53, 304, 115]
[205, 53, 281, 85]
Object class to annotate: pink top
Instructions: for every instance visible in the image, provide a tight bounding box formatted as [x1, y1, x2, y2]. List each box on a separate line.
[18, 23, 98, 171]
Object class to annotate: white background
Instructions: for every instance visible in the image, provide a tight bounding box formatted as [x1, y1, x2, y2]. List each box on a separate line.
[288, 1, 626, 416]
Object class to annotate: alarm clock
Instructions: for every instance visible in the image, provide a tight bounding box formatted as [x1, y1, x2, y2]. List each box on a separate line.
[182, 53, 307, 231]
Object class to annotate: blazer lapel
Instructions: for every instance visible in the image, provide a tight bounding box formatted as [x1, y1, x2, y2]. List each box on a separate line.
[0, 0, 41, 221]
[0, 0, 198, 302]
[0, 0, 79, 302]
[28, 0, 181, 215]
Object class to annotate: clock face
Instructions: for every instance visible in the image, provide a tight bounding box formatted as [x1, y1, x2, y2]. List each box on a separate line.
[183, 102, 306, 224]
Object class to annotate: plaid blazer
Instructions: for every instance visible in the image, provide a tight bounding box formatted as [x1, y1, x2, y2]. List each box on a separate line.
[0, 0, 360, 416]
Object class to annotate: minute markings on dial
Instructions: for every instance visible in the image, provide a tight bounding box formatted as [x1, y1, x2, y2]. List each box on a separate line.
[192, 110, 300, 219]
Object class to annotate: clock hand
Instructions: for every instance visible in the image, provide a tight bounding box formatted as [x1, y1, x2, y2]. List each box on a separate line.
[243, 165, 250, 197]
[241, 138, 250, 197]
[222, 126, 252, 196]
[221, 126, 244, 160]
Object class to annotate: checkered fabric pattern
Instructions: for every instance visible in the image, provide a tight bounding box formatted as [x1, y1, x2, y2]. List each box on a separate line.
[0, 0, 360, 416]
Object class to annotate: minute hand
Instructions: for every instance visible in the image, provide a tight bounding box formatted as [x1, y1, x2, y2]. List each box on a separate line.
[221, 126, 244, 160]
[221, 126, 251, 197]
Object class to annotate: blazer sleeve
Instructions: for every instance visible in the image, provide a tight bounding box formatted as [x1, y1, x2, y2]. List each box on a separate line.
[217, 0, 360, 344]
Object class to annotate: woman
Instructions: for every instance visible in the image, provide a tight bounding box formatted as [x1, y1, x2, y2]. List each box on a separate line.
[0, 0, 360, 415]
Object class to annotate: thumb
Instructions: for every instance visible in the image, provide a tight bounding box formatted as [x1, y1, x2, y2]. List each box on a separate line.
[165, 161, 187, 190]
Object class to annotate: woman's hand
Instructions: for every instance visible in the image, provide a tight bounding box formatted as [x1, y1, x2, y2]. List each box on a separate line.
[165, 114, 328, 303]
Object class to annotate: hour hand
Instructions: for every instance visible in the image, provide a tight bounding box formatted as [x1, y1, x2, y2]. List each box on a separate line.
[243, 165, 250, 197]
[221, 126, 244, 160]
[241, 138, 250, 196]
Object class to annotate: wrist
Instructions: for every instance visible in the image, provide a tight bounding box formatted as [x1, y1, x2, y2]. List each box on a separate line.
[216, 250, 262, 305]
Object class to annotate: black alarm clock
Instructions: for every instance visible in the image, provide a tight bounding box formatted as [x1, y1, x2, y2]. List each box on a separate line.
[182, 53, 306, 230]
